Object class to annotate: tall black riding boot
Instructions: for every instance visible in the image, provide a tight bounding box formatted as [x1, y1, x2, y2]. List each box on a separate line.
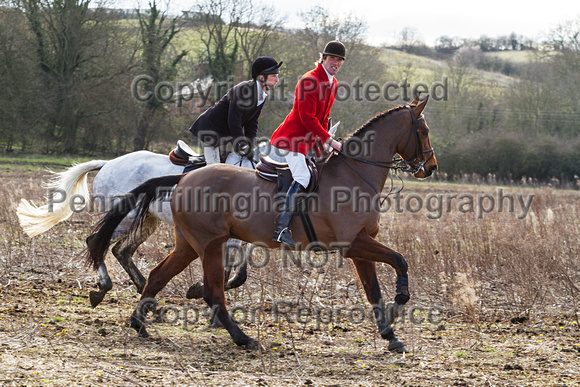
[273, 181, 305, 248]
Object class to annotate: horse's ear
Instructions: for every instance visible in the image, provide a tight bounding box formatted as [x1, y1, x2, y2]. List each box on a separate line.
[410, 93, 421, 106]
[413, 95, 429, 116]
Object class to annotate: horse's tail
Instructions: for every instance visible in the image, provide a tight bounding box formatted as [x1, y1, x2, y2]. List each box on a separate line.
[17, 160, 108, 237]
[86, 173, 186, 270]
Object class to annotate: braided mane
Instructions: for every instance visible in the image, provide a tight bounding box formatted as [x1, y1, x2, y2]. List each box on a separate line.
[349, 104, 410, 138]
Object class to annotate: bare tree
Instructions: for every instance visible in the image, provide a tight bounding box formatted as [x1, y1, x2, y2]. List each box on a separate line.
[297, 5, 367, 56]
[548, 16, 580, 52]
[397, 27, 422, 52]
[194, 0, 285, 98]
[133, 0, 188, 150]
[196, 0, 248, 82]
[0, 7, 41, 152]
[280, 5, 369, 84]
[435, 35, 463, 54]
[11, 0, 136, 153]
[17, 0, 104, 153]
[236, 3, 285, 78]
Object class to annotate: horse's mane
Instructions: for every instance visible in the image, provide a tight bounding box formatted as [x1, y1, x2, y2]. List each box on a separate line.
[349, 104, 411, 139]
[320, 104, 412, 166]
[321, 103, 416, 165]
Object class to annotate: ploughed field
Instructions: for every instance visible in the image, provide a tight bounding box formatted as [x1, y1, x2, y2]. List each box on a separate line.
[1, 164, 579, 386]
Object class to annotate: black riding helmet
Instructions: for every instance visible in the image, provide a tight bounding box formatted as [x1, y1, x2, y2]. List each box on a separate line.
[322, 40, 346, 60]
[251, 56, 282, 80]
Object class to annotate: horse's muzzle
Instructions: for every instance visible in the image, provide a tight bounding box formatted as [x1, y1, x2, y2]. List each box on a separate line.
[413, 163, 437, 179]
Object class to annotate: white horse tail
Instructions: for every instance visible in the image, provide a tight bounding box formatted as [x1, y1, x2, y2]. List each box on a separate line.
[17, 160, 108, 237]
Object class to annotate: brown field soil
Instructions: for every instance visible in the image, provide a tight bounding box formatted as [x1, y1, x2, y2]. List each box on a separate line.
[1, 165, 579, 386]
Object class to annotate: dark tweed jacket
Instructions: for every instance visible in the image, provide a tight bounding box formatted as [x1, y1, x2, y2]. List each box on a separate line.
[189, 80, 264, 146]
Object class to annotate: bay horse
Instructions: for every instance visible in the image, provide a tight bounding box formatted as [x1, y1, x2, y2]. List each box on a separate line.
[17, 147, 255, 307]
[86, 96, 437, 353]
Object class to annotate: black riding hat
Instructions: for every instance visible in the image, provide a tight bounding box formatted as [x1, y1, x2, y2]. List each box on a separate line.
[322, 40, 346, 60]
[251, 56, 283, 80]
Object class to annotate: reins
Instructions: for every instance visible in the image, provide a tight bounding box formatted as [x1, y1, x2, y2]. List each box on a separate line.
[334, 151, 406, 206]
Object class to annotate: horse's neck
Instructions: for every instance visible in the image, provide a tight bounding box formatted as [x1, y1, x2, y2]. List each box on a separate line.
[337, 113, 409, 193]
[357, 147, 394, 193]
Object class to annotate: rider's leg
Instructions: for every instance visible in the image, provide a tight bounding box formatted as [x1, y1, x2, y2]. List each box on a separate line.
[272, 151, 310, 248]
[224, 152, 243, 166]
[203, 145, 220, 165]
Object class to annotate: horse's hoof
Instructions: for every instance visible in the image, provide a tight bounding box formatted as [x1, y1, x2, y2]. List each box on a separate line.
[186, 282, 204, 299]
[137, 328, 150, 338]
[242, 338, 262, 351]
[89, 291, 104, 308]
[388, 339, 407, 353]
[130, 322, 150, 338]
[130, 316, 151, 338]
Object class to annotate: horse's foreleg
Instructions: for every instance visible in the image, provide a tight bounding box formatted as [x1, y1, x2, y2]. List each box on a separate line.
[345, 229, 410, 305]
[201, 236, 257, 349]
[130, 229, 198, 338]
[351, 258, 407, 353]
[89, 263, 113, 308]
[112, 215, 159, 293]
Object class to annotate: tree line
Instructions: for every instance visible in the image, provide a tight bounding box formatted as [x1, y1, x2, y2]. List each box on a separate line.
[0, 1, 578, 184]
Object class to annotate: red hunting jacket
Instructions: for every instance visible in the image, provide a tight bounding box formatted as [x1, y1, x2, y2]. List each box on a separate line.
[270, 63, 337, 155]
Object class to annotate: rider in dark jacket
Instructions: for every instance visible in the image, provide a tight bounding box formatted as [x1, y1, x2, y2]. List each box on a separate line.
[189, 56, 282, 164]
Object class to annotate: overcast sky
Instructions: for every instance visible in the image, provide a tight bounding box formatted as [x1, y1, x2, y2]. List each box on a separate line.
[124, 0, 580, 46]
[269, 0, 580, 45]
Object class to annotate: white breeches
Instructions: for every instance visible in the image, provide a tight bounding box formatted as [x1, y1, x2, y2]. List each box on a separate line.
[203, 146, 221, 165]
[272, 147, 311, 189]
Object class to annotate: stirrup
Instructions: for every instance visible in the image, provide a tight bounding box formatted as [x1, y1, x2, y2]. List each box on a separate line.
[273, 227, 296, 248]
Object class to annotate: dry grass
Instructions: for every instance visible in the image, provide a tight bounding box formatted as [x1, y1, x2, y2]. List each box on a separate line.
[1, 164, 579, 386]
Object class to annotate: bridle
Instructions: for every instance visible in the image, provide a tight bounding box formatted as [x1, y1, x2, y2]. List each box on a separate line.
[401, 105, 435, 176]
[333, 105, 435, 198]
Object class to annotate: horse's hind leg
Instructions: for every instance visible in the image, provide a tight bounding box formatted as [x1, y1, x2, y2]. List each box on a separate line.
[130, 228, 199, 338]
[89, 262, 113, 308]
[351, 258, 407, 353]
[201, 236, 257, 349]
[112, 215, 159, 293]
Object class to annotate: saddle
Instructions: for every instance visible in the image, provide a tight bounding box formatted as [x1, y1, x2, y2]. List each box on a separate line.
[169, 140, 207, 172]
[255, 155, 320, 244]
[255, 155, 319, 195]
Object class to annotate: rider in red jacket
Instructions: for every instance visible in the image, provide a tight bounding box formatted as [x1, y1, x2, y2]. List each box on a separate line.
[270, 41, 345, 247]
